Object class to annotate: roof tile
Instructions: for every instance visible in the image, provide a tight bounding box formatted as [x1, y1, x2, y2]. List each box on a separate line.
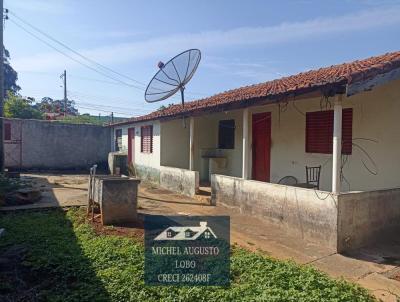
[113, 50, 400, 126]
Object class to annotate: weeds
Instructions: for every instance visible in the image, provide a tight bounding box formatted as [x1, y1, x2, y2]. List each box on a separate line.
[0, 208, 376, 302]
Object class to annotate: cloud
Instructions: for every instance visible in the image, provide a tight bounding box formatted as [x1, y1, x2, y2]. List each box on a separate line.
[12, 5, 400, 72]
[73, 30, 150, 40]
[203, 56, 287, 82]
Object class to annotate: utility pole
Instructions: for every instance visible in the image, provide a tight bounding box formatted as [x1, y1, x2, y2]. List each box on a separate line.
[111, 112, 114, 124]
[0, 0, 5, 172]
[60, 70, 67, 118]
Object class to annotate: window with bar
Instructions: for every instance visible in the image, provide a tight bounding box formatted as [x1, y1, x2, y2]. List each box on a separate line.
[141, 125, 153, 153]
[305, 108, 353, 155]
[218, 119, 235, 149]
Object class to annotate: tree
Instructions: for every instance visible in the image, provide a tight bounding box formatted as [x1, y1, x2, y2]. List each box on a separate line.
[158, 103, 174, 111]
[4, 92, 43, 119]
[36, 97, 79, 116]
[4, 48, 20, 96]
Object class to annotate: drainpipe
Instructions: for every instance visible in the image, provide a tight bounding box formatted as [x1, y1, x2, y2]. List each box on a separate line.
[332, 94, 343, 194]
[242, 108, 249, 179]
[189, 117, 194, 171]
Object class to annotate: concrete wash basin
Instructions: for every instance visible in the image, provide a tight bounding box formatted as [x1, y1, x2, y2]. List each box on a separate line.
[92, 176, 140, 225]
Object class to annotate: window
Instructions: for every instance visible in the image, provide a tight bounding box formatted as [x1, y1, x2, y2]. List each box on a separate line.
[141, 125, 153, 153]
[218, 119, 235, 149]
[115, 129, 122, 151]
[306, 108, 353, 155]
[4, 123, 11, 141]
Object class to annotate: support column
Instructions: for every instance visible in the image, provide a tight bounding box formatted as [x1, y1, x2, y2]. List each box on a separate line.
[189, 117, 194, 171]
[332, 95, 343, 194]
[242, 108, 249, 179]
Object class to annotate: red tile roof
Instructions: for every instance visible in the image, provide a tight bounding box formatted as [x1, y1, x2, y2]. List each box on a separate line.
[113, 50, 400, 126]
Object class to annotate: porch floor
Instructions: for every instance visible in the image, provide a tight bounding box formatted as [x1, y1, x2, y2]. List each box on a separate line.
[139, 183, 400, 302]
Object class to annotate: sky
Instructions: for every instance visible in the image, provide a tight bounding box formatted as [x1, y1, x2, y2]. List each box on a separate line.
[4, 0, 400, 117]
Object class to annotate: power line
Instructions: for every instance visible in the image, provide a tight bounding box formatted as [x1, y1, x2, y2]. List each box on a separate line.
[73, 100, 151, 114]
[8, 10, 209, 98]
[74, 104, 136, 116]
[21, 71, 132, 87]
[68, 74, 136, 86]
[67, 89, 146, 106]
[7, 9, 208, 106]
[8, 18, 145, 90]
[8, 9, 147, 87]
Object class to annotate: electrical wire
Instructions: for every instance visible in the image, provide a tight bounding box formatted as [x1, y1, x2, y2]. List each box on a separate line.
[73, 100, 151, 115]
[8, 18, 145, 90]
[73, 104, 135, 116]
[22, 71, 137, 87]
[352, 142, 378, 176]
[67, 91, 152, 111]
[74, 103, 149, 115]
[320, 94, 332, 111]
[8, 9, 146, 87]
[292, 100, 306, 116]
[7, 10, 208, 100]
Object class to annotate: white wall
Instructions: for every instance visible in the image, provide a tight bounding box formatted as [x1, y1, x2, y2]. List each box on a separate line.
[112, 79, 400, 192]
[249, 79, 400, 192]
[160, 119, 190, 169]
[113, 120, 161, 169]
[193, 111, 243, 181]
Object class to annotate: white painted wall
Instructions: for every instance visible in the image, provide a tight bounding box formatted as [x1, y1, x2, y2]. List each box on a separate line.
[160, 119, 190, 169]
[113, 79, 400, 192]
[113, 120, 161, 169]
[193, 111, 243, 181]
[249, 79, 400, 192]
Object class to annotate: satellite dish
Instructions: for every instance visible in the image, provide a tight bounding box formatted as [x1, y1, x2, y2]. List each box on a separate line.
[145, 49, 201, 108]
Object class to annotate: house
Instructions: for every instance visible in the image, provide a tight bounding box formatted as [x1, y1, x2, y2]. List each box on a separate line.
[154, 222, 217, 241]
[110, 51, 400, 252]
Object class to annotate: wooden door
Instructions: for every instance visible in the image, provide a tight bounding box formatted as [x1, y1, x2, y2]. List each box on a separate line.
[128, 128, 135, 164]
[252, 112, 271, 182]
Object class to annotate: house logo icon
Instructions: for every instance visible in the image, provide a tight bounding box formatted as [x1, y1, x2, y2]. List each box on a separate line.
[154, 221, 217, 241]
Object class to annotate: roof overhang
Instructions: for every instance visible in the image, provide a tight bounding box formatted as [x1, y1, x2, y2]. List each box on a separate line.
[347, 67, 400, 96]
[110, 82, 347, 126]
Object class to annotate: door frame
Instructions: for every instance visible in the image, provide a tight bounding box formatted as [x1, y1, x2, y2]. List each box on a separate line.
[127, 127, 135, 164]
[251, 112, 271, 182]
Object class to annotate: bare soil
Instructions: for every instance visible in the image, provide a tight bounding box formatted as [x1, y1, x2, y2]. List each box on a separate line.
[90, 213, 145, 241]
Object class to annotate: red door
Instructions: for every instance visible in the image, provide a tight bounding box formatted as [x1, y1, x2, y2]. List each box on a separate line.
[252, 112, 271, 182]
[128, 128, 135, 164]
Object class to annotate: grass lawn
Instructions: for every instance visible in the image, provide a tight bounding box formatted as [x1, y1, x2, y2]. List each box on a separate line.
[0, 208, 375, 302]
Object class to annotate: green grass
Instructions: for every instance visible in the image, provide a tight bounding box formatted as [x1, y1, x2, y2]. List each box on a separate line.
[0, 208, 375, 302]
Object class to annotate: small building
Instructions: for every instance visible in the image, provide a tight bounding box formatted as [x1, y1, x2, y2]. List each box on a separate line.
[110, 51, 400, 252]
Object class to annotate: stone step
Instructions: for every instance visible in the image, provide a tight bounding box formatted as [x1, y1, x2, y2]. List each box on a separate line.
[193, 194, 211, 205]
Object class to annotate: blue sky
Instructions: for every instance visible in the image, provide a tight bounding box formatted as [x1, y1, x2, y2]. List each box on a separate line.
[4, 0, 400, 117]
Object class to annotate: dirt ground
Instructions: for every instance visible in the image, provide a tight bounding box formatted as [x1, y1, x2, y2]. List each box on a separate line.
[0, 173, 88, 210]
[1, 173, 400, 301]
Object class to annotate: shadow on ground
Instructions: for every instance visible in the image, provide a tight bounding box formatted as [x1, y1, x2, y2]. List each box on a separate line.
[0, 176, 111, 302]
